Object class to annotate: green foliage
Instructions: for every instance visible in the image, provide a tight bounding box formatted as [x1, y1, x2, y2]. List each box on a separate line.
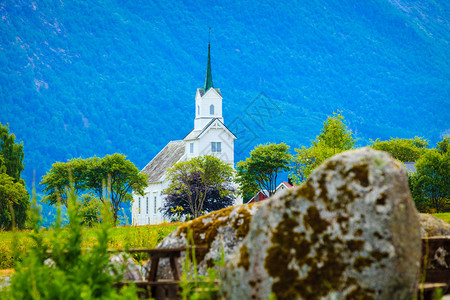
[41, 153, 148, 223]
[432, 213, 450, 224]
[79, 194, 102, 227]
[0, 123, 25, 184]
[316, 112, 355, 154]
[1, 188, 139, 299]
[0, 123, 29, 230]
[409, 150, 449, 213]
[0, 222, 180, 270]
[437, 136, 449, 155]
[164, 155, 235, 219]
[291, 113, 355, 183]
[40, 157, 89, 207]
[236, 143, 292, 199]
[371, 136, 429, 162]
[0, 173, 29, 230]
[2, 0, 448, 197]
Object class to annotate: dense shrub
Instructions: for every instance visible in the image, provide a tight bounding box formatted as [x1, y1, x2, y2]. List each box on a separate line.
[1, 189, 138, 299]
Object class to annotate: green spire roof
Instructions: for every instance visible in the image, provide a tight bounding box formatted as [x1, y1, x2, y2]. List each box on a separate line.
[204, 43, 213, 91]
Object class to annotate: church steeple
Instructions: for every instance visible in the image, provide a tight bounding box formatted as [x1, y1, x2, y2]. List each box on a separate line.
[194, 33, 223, 131]
[204, 41, 213, 91]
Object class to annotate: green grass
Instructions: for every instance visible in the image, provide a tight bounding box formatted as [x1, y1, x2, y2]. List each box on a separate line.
[0, 222, 180, 269]
[432, 213, 450, 224]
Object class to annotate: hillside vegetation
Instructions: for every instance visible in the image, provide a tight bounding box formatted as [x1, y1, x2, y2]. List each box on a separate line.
[1, 0, 448, 191]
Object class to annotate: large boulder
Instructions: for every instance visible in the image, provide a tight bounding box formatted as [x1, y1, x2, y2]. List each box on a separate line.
[145, 202, 262, 279]
[419, 213, 450, 237]
[222, 148, 421, 300]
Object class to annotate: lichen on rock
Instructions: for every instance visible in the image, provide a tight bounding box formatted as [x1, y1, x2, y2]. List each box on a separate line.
[419, 213, 450, 237]
[222, 148, 421, 300]
[146, 202, 262, 279]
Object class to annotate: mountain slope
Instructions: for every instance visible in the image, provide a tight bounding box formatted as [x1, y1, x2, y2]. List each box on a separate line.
[0, 0, 449, 189]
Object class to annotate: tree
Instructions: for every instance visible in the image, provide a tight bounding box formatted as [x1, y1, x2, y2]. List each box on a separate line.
[409, 150, 449, 212]
[0, 123, 29, 230]
[0, 173, 29, 230]
[0, 123, 25, 184]
[161, 171, 235, 220]
[79, 194, 102, 227]
[86, 154, 147, 223]
[291, 113, 355, 183]
[163, 155, 235, 219]
[316, 112, 355, 155]
[236, 143, 292, 198]
[370, 136, 429, 162]
[40, 157, 89, 207]
[437, 136, 449, 155]
[40, 154, 147, 223]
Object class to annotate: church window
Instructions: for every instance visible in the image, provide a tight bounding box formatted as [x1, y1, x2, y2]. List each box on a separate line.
[198, 105, 200, 115]
[211, 142, 221, 153]
[154, 196, 157, 214]
[146, 197, 149, 214]
[138, 197, 141, 212]
[210, 104, 214, 115]
[190, 143, 194, 153]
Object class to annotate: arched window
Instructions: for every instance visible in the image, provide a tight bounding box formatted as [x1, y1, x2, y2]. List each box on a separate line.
[197, 105, 200, 115]
[210, 104, 214, 115]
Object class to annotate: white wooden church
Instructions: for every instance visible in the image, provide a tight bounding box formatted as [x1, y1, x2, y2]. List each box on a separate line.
[132, 43, 239, 225]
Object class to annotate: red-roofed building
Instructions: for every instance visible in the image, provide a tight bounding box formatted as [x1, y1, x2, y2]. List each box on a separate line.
[247, 181, 296, 203]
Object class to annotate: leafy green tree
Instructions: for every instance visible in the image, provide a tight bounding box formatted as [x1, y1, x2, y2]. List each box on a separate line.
[161, 171, 235, 220]
[79, 194, 102, 227]
[409, 150, 449, 212]
[437, 136, 449, 155]
[236, 143, 292, 198]
[370, 136, 428, 162]
[40, 157, 90, 207]
[316, 112, 355, 155]
[40, 154, 147, 223]
[86, 154, 148, 223]
[0, 123, 25, 184]
[0, 173, 29, 230]
[164, 155, 235, 219]
[291, 113, 355, 183]
[0, 123, 29, 229]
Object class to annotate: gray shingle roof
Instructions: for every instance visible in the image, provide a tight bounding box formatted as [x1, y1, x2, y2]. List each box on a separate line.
[183, 129, 202, 140]
[141, 140, 185, 183]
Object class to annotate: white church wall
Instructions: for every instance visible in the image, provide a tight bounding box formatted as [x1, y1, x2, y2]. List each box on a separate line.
[132, 181, 167, 225]
[194, 90, 224, 130]
[197, 127, 234, 165]
[185, 140, 201, 160]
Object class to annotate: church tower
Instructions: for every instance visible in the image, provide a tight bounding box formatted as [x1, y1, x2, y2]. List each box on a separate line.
[132, 38, 239, 226]
[194, 42, 224, 130]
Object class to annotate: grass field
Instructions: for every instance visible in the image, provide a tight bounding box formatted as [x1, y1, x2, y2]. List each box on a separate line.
[432, 213, 450, 224]
[1, 213, 449, 270]
[0, 222, 180, 269]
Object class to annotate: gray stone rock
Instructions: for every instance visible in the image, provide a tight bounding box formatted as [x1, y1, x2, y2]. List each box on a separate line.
[222, 148, 421, 300]
[419, 213, 450, 237]
[110, 253, 143, 281]
[144, 203, 262, 279]
[0, 276, 11, 291]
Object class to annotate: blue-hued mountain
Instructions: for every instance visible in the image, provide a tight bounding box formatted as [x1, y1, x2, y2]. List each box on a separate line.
[1, 0, 449, 190]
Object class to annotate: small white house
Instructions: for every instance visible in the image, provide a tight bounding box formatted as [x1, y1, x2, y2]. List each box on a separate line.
[132, 43, 239, 225]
